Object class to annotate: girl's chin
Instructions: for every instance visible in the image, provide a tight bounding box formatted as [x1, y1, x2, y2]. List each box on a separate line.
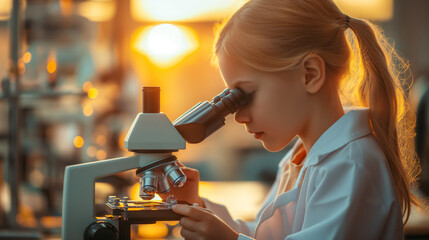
[262, 141, 287, 152]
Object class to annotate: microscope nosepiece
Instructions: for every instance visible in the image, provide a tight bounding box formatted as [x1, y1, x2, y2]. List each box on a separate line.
[163, 163, 187, 188]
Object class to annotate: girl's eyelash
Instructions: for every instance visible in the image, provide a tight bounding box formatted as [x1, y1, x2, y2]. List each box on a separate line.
[246, 91, 255, 101]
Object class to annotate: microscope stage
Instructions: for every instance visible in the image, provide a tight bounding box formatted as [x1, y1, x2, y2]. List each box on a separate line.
[106, 200, 184, 223]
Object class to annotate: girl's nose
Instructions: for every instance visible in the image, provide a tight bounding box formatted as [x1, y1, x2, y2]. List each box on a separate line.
[234, 107, 251, 124]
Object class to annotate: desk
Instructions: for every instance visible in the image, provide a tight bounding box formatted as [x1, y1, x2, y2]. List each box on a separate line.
[405, 205, 429, 238]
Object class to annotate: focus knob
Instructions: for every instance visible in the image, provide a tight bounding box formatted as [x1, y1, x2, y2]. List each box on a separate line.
[84, 221, 118, 240]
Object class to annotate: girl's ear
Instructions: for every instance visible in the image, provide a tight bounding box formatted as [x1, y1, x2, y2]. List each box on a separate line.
[302, 54, 326, 94]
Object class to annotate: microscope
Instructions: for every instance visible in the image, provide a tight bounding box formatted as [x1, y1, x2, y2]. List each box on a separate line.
[61, 86, 252, 240]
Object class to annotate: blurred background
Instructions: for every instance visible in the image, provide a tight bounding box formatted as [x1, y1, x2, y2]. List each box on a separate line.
[0, 0, 428, 239]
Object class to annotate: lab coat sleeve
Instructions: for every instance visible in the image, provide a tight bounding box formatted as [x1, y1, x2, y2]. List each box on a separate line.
[237, 233, 256, 240]
[203, 198, 256, 236]
[286, 157, 396, 240]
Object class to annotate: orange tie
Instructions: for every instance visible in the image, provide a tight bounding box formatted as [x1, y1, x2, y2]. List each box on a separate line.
[276, 144, 307, 196]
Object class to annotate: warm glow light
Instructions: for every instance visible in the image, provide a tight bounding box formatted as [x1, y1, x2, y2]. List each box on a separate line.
[88, 87, 98, 99]
[18, 61, 25, 74]
[29, 169, 44, 188]
[74, 136, 84, 148]
[118, 131, 127, 151]
[131, 0, 392, 22]
[96, 135, 107, 146]
[60, 0, 73, 16]
[131, 0, 247, 22]
[87, 146, 97, 157]
[133, 24, 199, 68]
[77, 0, 116, 22]
[172, 226, 182, 238]
[334, 0, 393, 21]
[23, 52, 32, 64]
[47, 51, 57, 74]
[16, 204, 37, 228]
[83, 104, 94, 116]
[96, 150, 107, 160]
[164, 221, 178, 226]
[41, 216, 62, 228]
[199, 181, 268, 220]
[136, 222, 169, 238]
[82, 81, 93, 92]
[0, 0, 12, 21]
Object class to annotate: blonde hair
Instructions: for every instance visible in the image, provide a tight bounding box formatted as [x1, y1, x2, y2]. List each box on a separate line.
[215, 0, 419, 224]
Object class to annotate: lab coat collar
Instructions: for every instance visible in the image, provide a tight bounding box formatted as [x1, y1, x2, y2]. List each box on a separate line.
[256, 109, 373, 232]
[306, 108, 372, 166]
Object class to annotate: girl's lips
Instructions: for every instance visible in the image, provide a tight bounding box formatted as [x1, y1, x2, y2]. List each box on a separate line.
[253, 132, 264, 139]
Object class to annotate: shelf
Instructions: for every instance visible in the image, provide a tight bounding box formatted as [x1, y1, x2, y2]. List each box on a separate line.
[0, 89, 86, 100]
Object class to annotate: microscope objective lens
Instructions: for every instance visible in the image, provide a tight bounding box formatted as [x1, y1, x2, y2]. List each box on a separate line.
[157, 173, 172, 193]
[172, 175, 187, 188]
[139, 170, 158, 196]
[163, 163, 187, 188]
[139, 191, 155, 200]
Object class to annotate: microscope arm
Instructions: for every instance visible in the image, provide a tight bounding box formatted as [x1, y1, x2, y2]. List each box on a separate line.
[61, 153, 171, 240]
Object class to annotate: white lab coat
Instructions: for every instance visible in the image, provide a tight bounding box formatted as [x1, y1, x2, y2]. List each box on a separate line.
[204, 109, 404, 240]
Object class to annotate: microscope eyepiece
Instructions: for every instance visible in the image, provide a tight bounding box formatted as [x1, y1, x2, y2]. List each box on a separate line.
[142, 86, 160, 113]
[173, 88, 252, 143]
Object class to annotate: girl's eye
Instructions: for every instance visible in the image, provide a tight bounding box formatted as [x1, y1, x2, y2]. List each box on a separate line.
[240, 88, 254, 94]
[245, 91, 255, 103]
[235, 87, 255, 103]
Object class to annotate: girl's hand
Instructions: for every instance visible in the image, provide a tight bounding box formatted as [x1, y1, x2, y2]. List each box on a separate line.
[158, 163, 205, 207]
[172, 204, 239, 240]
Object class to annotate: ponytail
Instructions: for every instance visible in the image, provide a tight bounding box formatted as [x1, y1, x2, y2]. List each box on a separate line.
[347, 17, 419, 224]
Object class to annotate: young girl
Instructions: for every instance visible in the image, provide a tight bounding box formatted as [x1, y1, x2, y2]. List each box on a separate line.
[166, 0, 420, 239]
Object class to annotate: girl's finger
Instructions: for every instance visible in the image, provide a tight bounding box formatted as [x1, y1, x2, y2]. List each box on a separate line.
[188, 204, 213, 214]
[173, 204, 208, 220]
[179, 217, 200, 232]
[180, 168, 200, 180]
[176, 161, 186, 167]
[180, 227, 199, 240]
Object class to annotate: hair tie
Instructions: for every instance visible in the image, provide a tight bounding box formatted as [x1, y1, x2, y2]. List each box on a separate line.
[345, 15, 351, 29]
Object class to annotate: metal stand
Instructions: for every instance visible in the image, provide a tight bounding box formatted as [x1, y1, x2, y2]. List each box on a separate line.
[4, 0, 22, 230]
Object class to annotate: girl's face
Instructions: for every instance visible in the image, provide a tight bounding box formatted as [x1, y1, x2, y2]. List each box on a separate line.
[219, 53, 309, 152]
